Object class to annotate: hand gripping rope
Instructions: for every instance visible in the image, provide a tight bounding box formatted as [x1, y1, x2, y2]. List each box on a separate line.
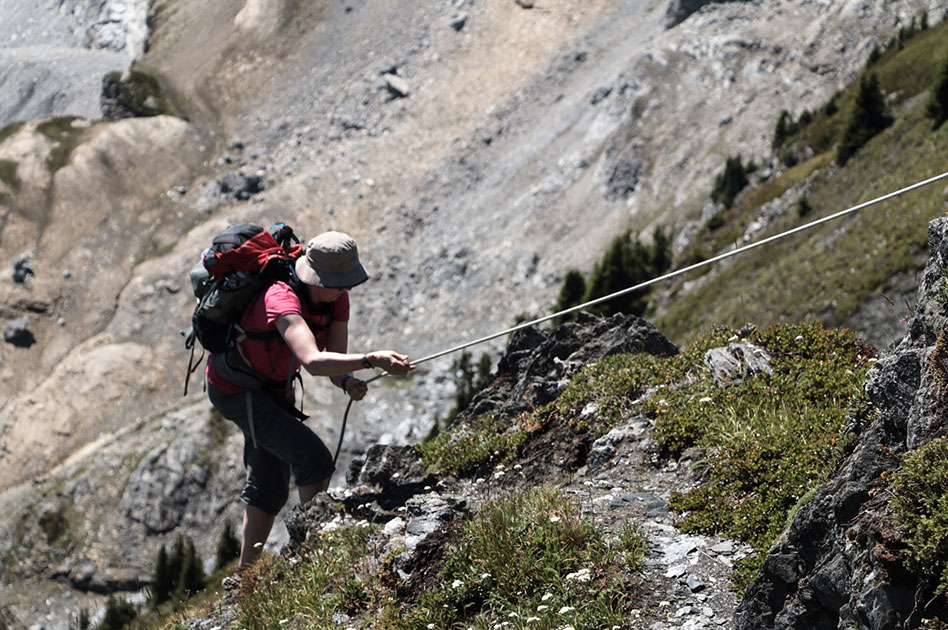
[331, 170, 948, 465]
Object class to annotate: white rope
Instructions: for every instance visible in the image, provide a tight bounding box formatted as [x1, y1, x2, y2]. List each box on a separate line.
[406, 169, 948, 367]
[340, 170, 948, 462]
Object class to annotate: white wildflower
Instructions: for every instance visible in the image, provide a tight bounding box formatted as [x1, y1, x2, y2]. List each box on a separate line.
[451, 579, 464, 589]
[549, 515, 561, 523]
[508, 612, 519, 618]
[565, 568, 592, 582]
[537, 605, 549, 612]
[480, 572, 491, 580]
[541, 593, 554, 601]
[699, 397, 712, 403]
[527, 617, 540, 623]
[558, 606, 575, 614]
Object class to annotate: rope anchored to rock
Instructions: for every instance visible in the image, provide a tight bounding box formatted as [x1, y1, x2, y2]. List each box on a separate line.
[332, 169, 948, 465]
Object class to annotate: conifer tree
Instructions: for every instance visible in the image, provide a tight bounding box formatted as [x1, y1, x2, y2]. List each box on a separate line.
[215, 522, 241, 571]
[553, 269, 587, 324]
[711, 155, 749, 208]
[175, 539, 205, 600]
[925, 56, 948, 129]
[772, 110, 794, 148]
[837, 72, 889, 165]
[97, 597, 137, 630]
[150, 544, 174, 608]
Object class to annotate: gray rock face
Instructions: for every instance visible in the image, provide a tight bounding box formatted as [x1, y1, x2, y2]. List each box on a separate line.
[0, 0, 148, 126]
[469, 312, 678, 421]
[735, 218, 948, 629]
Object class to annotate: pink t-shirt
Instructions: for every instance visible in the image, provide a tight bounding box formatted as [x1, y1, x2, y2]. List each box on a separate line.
[206, 281, 349, 393]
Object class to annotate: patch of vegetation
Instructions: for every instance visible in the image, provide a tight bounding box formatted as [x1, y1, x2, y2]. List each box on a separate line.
[657, 95, 948, 346]
[555, 228, 672, 322]
[890, 436, 948, 598]
[102, 66, 181, 118]
[214, 521, 241, 572]
[926, 55, 948, 128]
[0, 159, 20, 191]
[711, 155, 751, 208]
[36, 117, 86, 174]
[235, 523, 377, 629]
[394, 487, 646, 630]
[836, 72, 891, 165]
[654, 323, 874, 591]
[97, 597, 138, 630]
[150, 535, 206, 609]
[38, 504, 70, 545]
[416, 412, 528, 477]
[0, 121, 25, 146]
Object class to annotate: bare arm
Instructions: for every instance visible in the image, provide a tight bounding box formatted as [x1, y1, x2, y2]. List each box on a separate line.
[276, 313, 413, 377]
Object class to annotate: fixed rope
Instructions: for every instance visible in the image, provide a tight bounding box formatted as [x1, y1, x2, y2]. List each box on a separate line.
[331, 169, 948, 464]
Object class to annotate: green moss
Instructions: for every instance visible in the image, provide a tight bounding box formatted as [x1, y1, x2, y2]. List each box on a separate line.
[0, 121, 24, 146]
[890, 436, 948, 596]
[36, 116, 86, 174]
[0, 159, 19, 191]
[654, 323, 874, 592]
[416, 412, 527, 477]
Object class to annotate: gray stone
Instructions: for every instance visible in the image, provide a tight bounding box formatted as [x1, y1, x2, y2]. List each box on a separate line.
[3, 316, 35, 348]
[704, 342, 772, 387]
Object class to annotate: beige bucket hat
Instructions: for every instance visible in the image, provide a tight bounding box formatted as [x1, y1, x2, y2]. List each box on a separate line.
[295, 231, 369, 288]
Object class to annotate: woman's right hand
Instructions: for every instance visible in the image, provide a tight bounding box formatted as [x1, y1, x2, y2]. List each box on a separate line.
[367, 351, 414, 375]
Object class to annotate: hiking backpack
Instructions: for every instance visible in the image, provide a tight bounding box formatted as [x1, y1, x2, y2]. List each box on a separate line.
[182, 222, 303, 394]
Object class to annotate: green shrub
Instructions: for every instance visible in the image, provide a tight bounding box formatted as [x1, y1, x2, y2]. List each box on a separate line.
[0, 159, 19, 191]
[711, 155, 750, 208]
[417, 412, 527, 477]
[553, 269, 587, 324]
[103, 68, 180, 118]
[654, 323, 874, 591]
[890, 436, 948, 596]
[925, 56, 948, 128]
[837, 72, 891, 165]
[235, 525, 376, 629]
[96, 597, 137, 630]
[796, 196, 813, 218]
[214, 521, 241, 571]
[398, 487, 645, 630]
[36, 117, 85, 174]
[582, 227, 672, 317]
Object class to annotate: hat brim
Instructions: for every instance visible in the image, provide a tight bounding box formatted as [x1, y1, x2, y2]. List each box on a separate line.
[295, 256, 369, 288]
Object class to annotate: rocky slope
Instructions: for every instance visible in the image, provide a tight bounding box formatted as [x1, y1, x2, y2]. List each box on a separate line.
[0, 0, 148, 126]
[0, 0, 944, 627]
[736, 219, 948, 629]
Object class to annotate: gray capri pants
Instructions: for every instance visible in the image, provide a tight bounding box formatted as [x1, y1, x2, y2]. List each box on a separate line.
[208, 383, 335, 515]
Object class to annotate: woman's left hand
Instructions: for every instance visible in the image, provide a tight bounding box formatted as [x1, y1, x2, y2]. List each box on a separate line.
[344, 376, 368, 401]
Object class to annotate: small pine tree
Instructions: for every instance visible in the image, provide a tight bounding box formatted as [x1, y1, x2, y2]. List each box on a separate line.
[215, 522, 241, 571]
[772, 110, 795, 148]
[711, 155, 749, 208]
[150, 544, 174, 608]
[97, 597, 137, 630]
[926, 56, 948, 129]
[865, 44, 883, 68]
[837, 72, 889, 165]
[650, 226, 673, 276]
[553, 269, 587, 324]
[175, 539, 206, 600]
[796, 196, 813, 218]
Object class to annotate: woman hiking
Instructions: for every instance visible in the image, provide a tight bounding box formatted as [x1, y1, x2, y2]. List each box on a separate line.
[205, 230, 413, 578]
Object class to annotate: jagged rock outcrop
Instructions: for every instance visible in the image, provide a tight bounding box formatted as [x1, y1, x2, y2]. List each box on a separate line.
[664, 0, 741, 28]
[736, 218, 948, 629]
[468, 312, 678, 421]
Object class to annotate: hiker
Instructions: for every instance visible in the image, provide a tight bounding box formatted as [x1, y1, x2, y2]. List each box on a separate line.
[205, 231, 413, 571]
